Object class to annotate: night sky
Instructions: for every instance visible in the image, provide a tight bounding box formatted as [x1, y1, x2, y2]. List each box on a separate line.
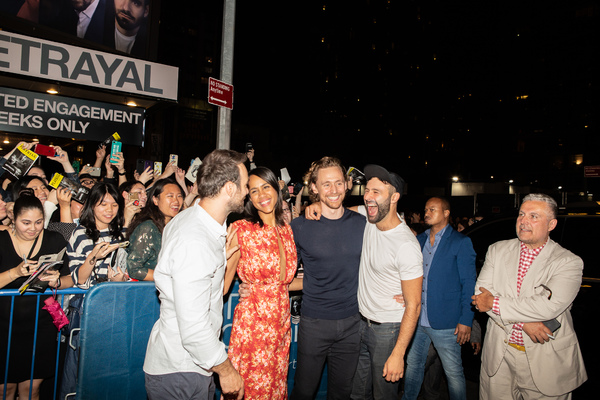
[228, 1, 595, 195]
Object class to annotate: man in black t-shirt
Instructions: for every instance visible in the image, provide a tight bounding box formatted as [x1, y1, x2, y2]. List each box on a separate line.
[289, 157, 366, 400]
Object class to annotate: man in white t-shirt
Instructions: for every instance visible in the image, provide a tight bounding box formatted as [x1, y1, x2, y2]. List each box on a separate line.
[112, 0, 149, 55]
[350, 165, 423, 400]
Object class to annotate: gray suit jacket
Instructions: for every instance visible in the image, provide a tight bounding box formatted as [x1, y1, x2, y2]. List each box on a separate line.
[476, 238, 587, 396]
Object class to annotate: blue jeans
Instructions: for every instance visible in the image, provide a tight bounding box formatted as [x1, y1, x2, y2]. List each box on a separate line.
[402, 325, 466, 400]
[350, 318, 401, 400]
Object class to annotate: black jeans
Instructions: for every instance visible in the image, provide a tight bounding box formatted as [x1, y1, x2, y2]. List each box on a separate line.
[290, 313, 361, 400]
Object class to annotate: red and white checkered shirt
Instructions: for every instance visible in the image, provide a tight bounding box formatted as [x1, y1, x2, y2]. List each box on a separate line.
[492, 241, 546, 346]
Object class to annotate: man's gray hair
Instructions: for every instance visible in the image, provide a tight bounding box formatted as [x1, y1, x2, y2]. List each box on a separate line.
[522, 193, 558, 219]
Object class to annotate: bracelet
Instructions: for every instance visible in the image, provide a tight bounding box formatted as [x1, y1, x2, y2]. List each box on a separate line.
[90, 255, 97, 264]
[56, 276, 61, 289]
[118, 170, 126, 176]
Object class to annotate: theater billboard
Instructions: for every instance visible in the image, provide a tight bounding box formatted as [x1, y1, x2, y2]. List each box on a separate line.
[1, 87, 145, 145]
[0, 31, 178, 101]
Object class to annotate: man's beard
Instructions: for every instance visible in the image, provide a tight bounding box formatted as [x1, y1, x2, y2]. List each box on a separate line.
[227, 193, 245, 214]
[116, 11, 141, 32]
[365, 197, 391, 224]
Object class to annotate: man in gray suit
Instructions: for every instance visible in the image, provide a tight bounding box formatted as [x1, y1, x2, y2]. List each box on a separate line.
[472, 193, 587, 399]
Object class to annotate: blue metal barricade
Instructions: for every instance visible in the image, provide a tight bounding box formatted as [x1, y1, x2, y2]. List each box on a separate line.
[75, 282, 159, 400]
[0, 287, 86, 400]
[2, 282, 328, 400]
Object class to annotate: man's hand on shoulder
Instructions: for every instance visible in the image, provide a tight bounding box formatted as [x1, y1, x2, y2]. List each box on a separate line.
[212, 359, 244, 400]
[304, 202, 322, 220]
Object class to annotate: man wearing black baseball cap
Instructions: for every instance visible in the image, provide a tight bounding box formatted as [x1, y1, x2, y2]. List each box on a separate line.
[305, 164, 423, 399]
[351, 165, 423, 399]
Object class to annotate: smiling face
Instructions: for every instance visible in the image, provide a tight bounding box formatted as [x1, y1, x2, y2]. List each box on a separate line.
[311, 166, 347, 212]
[516, 200, 557, 249]
[26, 178, 49, 205]
[364, 177, 394, 224]
[93, 193, 119, 230]
[14, 208, 44, 241]
[153, 183, 184, 223]
[248, 174, 279, 218]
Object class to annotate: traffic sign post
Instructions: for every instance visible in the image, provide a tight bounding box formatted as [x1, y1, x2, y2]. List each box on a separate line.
[208, 77, 234, 110]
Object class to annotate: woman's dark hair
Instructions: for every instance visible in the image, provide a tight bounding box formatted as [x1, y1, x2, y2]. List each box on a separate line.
[127, 178, 184, 237]
[243, 167, 285, 227]
[11, 176, 49, 202]
[13, 189, 44, 220]
[80, 183, 124, 242]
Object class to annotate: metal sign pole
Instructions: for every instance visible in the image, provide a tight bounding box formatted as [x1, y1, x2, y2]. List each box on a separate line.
[216, 0, 235, 150]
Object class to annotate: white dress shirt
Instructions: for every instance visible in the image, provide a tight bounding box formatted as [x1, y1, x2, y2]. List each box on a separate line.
[76, 0, 100, 38]
[144, 204, 229, 376]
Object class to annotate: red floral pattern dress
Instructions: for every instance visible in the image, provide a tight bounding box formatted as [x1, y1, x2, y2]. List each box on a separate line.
[227, 219, 297, 400]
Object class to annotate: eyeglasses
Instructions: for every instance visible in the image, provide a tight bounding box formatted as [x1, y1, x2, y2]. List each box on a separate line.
[282, 208, 291, 214]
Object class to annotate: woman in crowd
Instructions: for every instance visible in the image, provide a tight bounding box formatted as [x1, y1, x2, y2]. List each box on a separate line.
[118, 180, 148, 229]
[224, 166, 301, 400]
[11, 176, 58, 228]
[60, 183, 127, 399]
[126, 179, 184, 281]
[67, 182, 128, 288]
[0, 191, 73, 400]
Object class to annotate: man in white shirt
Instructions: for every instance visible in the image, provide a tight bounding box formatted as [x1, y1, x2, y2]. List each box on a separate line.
[144, 149, 248, 400]
[48, 0, 106, 44]
[351, 165, 423, 400]
[112, 0, 149, 55]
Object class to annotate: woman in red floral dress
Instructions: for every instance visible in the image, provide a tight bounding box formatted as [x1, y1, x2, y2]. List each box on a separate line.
[225, 167, 301, 399]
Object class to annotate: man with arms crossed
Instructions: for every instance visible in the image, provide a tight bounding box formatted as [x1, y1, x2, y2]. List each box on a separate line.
[290, 157, 366, 400]
[349, 165, 423, 400]
[144, 149, 247, 400]
[472, 194, 587, 399]
[402, 197, 476, 400]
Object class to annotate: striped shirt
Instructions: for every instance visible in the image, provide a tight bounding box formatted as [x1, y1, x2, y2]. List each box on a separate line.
[492, 241, 546, 346]
[67, 225, 122, 289]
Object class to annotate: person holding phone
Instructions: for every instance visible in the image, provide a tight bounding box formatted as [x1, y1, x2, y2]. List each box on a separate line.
[0, 192, 73, 400]
[67, 182, 127, 288]
[224, 167, 301, 399]
[118, 180, 148, 228]
[60, 182, 127, 399]
[126, 179, 184, 281]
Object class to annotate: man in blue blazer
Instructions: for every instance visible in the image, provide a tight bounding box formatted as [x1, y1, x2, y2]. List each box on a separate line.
[402, 197, 477, 400]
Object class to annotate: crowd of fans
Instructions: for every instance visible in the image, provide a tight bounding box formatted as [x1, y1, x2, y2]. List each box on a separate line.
[0, 140, 588, 400]
[0, 140, 488, 399]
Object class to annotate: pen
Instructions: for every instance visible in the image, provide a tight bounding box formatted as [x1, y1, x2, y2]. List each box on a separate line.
[547, 333, 555, 340]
